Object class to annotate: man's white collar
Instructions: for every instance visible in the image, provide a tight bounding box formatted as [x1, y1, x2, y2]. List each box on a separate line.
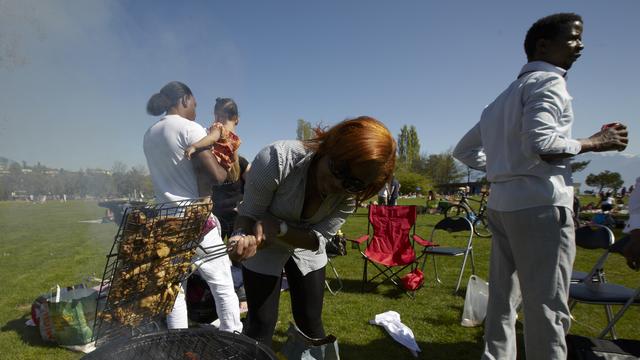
[519, 61, 567, 78]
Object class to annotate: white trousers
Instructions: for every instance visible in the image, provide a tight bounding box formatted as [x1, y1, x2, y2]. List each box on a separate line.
[482, 206, 575, 360]
[166, 215, 242, 332]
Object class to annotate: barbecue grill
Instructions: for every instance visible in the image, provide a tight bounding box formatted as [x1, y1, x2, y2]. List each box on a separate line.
[83, 327, 276, 360]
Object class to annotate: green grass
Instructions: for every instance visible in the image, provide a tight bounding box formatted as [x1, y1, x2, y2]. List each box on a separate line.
[0, 200, 115, 360]
[0, 199, 638, 359]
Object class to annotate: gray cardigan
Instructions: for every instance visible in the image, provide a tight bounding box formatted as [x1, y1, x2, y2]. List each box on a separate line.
[238, 140, 355, 276]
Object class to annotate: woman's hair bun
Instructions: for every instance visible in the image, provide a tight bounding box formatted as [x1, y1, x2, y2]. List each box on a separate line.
[146, 92, 171, 116]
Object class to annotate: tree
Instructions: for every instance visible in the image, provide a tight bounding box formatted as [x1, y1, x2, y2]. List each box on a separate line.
[585, 170, 624, 193]
[112, 161, 128, 175]
[397, 126, 408, 165]
[463, 166, 485, 184]
[570, 160, 590, 173]
[129, 165, 152, 198]
[423, 150, 464, 185]
[112, 162, 130, 197]
[296, 119, 314, 140]
[4, 162, 24, 196]
[397, 125, 420, 168]
[409, 153, 428, 174]
[395, 169, 432, 196]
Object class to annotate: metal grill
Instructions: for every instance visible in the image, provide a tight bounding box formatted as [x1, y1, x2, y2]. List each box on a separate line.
[82, 328, 276, 360]
[92, 198, 233, 345]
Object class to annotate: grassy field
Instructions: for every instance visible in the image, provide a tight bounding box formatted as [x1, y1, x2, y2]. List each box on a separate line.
[0, 199, 638, 359]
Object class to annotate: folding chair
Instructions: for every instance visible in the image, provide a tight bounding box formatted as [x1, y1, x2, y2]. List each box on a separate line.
[421, 216, 475, 293]
[570, 235, 640, 339]
[571, 224, 615, 284]
[324, 255, 343, 295]
[349, 205, 434, 297]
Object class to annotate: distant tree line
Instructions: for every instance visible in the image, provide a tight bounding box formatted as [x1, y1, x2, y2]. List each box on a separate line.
[0, 160, 153, 200]
[395, 124, 465, 194]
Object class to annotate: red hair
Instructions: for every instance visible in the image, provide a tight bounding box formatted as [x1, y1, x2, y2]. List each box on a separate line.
[304, 116, 397, 202]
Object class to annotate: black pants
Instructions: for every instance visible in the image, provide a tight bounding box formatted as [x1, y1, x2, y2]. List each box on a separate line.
[242, 258, 326, 346]
[215, 213, 235, 240]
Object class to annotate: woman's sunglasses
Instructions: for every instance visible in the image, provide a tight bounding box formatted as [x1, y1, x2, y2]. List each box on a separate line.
[328, 159, 367, 194]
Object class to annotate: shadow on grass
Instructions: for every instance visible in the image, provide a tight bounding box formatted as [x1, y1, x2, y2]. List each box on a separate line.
[273, 322, 528, 360]
[325, 277, 415, 299]
[326, 277, 469, 301]
[272, 325, 484, 359]
[1, 315, 59, 349]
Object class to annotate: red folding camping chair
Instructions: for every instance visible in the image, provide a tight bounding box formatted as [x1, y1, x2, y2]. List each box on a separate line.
[349, 205, 434, 297]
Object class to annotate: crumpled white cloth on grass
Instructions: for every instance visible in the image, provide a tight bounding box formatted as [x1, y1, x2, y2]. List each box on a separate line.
[369, 311, 421, 357]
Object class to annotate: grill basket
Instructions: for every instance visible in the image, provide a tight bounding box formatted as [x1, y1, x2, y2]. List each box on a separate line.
[92, 198, 217, 345]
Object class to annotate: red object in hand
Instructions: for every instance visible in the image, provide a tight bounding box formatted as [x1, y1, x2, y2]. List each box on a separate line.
[601, 122, 621, 131]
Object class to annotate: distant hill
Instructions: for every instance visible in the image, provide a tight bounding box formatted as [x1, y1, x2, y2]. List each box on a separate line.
[572, 152, 639, 190]
[0, 156, 13, 169]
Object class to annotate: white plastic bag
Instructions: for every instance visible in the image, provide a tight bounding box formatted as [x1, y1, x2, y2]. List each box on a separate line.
[461, 275, 489, 327]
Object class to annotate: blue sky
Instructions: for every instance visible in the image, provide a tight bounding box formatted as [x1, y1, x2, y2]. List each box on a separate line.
[1, 0, 638, 171]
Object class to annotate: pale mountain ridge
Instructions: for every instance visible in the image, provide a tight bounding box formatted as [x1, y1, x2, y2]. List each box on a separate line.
[572, 152, 639, 190]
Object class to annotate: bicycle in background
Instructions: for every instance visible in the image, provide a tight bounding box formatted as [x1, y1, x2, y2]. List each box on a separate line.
[445, 190, 491, 238]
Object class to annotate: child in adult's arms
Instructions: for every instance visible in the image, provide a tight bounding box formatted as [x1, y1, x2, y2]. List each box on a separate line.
[185, 98, 242, 196]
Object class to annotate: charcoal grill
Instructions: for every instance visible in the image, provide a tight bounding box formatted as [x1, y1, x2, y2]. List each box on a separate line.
[82, 327, 276, 360]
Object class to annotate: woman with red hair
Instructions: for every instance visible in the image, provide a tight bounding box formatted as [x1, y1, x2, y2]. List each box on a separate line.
[229, 116, 396, 347]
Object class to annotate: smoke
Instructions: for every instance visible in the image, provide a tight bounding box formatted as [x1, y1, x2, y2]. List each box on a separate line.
[0, 0, 118, 155]
[0, 0, 110, 69]
[0, 0, 41, 69]
[0, 1, 247, 171]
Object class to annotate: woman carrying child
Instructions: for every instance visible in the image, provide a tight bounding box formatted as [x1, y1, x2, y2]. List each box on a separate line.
[143, 82, 242, 332]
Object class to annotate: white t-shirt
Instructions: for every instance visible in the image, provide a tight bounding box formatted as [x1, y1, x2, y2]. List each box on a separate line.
[143, 114, 207, 203]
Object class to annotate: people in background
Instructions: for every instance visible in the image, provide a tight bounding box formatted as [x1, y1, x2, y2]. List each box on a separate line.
[212, 155, 251, 312]
[599, 191, 615, 212]
[622, 177, 640, 270]
[378, 181, 389, 205]
[453, 13, 628, 359]
[388, 176, 401, 206]
[212, 155, 250, 240]
[426, 190, 439, 214]
[229, 116, 396, 347]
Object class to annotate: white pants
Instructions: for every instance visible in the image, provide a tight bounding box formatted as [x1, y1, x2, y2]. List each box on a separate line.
[482, 206, 575, 360]
[166, 216, 243, 332]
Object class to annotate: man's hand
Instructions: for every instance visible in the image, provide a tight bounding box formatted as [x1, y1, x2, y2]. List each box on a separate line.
[542, 123, 629, 163]
[623, 230, 640, 271]
[584, 123, 629, 152]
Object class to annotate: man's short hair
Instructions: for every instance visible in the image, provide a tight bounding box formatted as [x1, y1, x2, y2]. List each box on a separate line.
[524, 13, 583, 61]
